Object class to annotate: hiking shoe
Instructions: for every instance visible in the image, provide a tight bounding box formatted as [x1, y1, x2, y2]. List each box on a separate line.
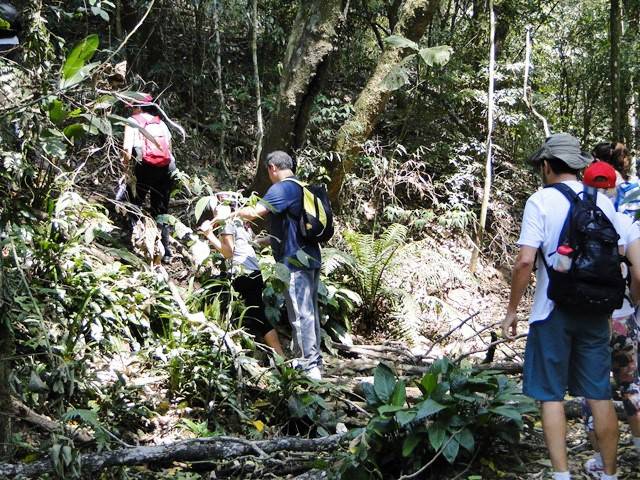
[584, 457, 604, 479]
[306, 367, 322, 381]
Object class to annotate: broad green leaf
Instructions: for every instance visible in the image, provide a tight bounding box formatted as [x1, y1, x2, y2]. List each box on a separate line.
[415, 398, 446, 420]
[63, 123, 86, 141]
[402, 433, 421, 457]
[428, 423, 445, 451]
[60, 62, 100, 89]
[62, 34, 99, 80]
[420, 372, 438, 395]
[456, 428, 475, 452]
[194, 196, 215, 221]
[384, 35, 419, 51]
[48, 100, 69, 126]
[361, 382, 379, 406]
[28, 371, 48, 392]
[395, 409, 416, 427]
[442, 436, 460, 463]
[93, 95, 117, 109]
[418, 45, 453, 67]
[273, 262, 291, 285]
[391, 380, 406, 407]
[81, 114, 112, 136]
[377, 404, 404, 415]
[489, 406, 522, 423]
[381, 65, 410, 92]
[296, 249, 313, 268]
[373, 363, 396, 402]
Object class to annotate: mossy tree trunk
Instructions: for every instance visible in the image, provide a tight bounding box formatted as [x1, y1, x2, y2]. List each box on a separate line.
[327, 0, 439, 205]
[249, 0, 346, 195]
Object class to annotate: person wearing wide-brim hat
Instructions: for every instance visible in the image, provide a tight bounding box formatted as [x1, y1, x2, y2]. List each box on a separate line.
[121, 93, 176, 261]
[502, 133, 623, 480]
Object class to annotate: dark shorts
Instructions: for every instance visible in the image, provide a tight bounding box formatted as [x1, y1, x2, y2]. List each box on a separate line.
[232, 271, 274, 337]
[523, 307, 611, 401]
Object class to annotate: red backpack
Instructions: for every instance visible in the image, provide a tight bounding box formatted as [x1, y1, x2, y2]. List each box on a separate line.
[132, 113, 171, 167]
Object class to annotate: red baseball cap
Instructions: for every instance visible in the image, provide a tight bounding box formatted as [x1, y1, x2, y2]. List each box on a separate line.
[583, 161, 617, 189]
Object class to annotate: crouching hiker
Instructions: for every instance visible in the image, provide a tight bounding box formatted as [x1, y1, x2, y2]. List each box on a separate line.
[502, 133, 624, 480]
[580, 161, 640, 478]
[200, 193, 284, 356]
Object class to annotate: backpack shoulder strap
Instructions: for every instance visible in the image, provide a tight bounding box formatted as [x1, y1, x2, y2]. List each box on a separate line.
[546, 183, 580, 256]
[282, 177, 307, 188]
[131, 113, 147, 127]
[546, 182, 580, 203]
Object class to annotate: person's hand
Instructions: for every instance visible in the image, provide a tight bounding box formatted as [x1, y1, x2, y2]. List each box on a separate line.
[199, 219, 214, 234]
[501, 310, 518, 340]
[212, 205, 231, 224]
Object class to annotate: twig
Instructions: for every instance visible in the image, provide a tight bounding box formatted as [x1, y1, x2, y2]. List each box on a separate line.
[398, 429, 463, 480]
[102, 0, 156, 65]
[454, 333, 527, 363]
[449, 446, 481, 480]
[423, 311, 480, 359]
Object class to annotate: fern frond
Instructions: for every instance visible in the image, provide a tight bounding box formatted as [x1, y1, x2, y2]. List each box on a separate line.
[321, 247, 357, 276]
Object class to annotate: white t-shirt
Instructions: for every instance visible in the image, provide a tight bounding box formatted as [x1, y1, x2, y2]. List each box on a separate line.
[517, 180, 624, 323]
[613, 213, 640, 318]
[222, 219, 260, 273]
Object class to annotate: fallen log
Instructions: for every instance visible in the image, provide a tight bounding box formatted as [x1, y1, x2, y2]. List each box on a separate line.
[9, 398, 93, 444]
[0, 434, 346, 478]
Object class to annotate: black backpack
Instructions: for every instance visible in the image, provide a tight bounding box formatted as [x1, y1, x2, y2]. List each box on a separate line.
[283, 178, 334, 243]
[541, 183, 625, 314]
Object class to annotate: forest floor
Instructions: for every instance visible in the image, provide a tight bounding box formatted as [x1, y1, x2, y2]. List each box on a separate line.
[93, 227, 639, 479]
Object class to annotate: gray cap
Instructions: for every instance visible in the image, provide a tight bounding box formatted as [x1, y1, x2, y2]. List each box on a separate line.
[528, 133, 593, 169]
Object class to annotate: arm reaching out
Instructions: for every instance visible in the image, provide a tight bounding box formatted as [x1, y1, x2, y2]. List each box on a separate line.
[236, 203, 269, 222]
[502, 245, 537, 339]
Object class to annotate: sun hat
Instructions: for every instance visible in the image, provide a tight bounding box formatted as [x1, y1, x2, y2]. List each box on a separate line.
[121, 92, 154, 107]
[528, 133, 593, 169]
[583, 161, 617, 189]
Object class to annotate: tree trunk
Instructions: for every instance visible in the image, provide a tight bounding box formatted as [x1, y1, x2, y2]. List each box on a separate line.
[469, 0, 495, 273]
[249, 0, 345, 195]
[327, 0, 439, 205]
[251, 0, 264, 166]
[212, 0, 229, 175]
[610, 0, 623, 140]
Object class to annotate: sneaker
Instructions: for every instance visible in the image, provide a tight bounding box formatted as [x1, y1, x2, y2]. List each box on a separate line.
[306, 367, 322, 381]
[584, 457, 604, 479]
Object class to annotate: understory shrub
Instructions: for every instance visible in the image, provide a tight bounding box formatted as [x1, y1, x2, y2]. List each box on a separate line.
[338, 359, 536, 479]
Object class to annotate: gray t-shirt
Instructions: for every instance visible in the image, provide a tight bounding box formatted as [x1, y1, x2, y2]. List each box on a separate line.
[222, 219, 260, 272]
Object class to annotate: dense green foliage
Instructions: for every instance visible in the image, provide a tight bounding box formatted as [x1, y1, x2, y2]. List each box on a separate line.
[2, 0, 639, 478]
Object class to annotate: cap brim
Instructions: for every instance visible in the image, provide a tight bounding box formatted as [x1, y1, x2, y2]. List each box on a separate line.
[552, 151, 593, 169]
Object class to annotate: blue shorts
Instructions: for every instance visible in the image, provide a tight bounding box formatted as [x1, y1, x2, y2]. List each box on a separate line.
[523, 307, 611, 401]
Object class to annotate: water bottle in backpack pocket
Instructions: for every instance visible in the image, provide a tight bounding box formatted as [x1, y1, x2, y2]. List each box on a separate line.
[542, 183, 625, 314]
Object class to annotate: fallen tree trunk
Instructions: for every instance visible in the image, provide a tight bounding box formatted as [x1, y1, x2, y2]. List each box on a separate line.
[8, 398, 93, 444]
[0, 434, 346, 478]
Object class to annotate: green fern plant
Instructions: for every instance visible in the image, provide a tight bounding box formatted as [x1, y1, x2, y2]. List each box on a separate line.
[342, 223, 408, 332]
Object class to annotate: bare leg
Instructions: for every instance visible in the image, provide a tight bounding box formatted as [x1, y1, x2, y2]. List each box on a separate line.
[263, 329, 284, 357]
[587, 399, 618, 476]
[629, 411, 640, 437]
[541, 401, 568, 472]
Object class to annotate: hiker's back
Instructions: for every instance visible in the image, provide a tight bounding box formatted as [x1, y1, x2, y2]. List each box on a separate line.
[520, 180, 622, 319]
